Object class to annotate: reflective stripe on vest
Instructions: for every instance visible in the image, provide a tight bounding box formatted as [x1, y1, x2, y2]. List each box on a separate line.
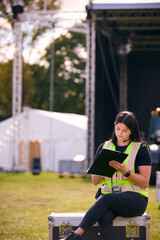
[101, 140, 148, 198]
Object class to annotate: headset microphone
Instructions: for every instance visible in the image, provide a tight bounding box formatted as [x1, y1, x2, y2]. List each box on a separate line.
[123, 138, 130, 143]
[123, 134, 133, 143]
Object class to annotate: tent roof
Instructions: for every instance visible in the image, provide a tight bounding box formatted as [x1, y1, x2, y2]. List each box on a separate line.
[35, 109, 87, 130]
[0, 108, 87, 141]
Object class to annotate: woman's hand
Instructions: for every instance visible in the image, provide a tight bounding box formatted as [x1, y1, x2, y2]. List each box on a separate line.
[109, 160, 151, 189]
[109, 160, 127, 175]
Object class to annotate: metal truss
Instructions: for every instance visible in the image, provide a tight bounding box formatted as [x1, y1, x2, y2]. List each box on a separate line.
[12, 8, 86, 170]
[20, 10, 86, 21]
[12, 20, 23, 169]
[85, 18, 96, 168]
[12, 20, 23, 117]
[12, 10, 86, 119]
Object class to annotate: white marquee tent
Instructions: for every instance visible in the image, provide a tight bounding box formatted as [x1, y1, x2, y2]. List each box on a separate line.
[0, 108, 87, 172]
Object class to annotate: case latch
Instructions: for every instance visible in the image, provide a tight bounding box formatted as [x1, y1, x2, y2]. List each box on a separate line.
[126, 222, 139, 238]
[59, 221, 72, 238]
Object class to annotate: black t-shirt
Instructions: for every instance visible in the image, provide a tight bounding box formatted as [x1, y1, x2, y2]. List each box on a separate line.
[94, 142, 152, 174]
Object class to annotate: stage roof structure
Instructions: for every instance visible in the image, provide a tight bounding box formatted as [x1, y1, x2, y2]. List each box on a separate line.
[87, 3, 160, 51]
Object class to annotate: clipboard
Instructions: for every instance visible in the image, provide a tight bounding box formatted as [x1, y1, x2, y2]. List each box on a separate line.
[87, 149, 128, 178]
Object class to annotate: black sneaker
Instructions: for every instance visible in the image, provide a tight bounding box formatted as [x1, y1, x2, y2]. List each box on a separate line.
[61, 231, 81, 240]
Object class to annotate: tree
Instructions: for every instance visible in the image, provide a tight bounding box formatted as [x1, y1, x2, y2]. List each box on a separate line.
[44, 31, 86, 114]
[0, 60, 36, 119]
[0, 30, 86, 119]
[0, 0, 61, 54]
[22, 62, 37, 107]
[29, 63, 49, 110]
[0, 0, 86, 118]
[0, 61, 12, 120]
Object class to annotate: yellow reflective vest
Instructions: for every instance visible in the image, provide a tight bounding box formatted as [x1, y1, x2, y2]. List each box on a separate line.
[101, 140, 148, 198]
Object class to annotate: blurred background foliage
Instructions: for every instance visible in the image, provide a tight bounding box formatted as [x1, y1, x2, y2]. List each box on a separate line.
[0, 0, 86, 120]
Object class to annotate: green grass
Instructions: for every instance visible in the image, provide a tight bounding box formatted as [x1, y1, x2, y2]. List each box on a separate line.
[0, 172, 159, 240]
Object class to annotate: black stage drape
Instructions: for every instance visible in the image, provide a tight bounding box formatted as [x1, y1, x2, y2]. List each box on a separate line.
[94, 31, 119, 152]
[94, 32, 160, 152]
[128, 51, 160, 139]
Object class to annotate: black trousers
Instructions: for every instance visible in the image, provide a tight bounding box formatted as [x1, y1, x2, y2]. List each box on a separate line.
[79, 191, 148, 240]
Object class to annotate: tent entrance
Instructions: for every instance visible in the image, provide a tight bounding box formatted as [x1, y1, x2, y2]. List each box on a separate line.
[19, 140, 41, 171]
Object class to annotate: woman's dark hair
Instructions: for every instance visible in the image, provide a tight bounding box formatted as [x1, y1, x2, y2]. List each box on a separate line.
[111, 111, 141, 144]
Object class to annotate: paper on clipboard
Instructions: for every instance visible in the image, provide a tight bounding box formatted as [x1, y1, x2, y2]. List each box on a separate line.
[87, 149, 128, 178]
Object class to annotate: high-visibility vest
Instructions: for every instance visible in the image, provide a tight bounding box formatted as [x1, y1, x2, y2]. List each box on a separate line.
[101, 140, 148, 198]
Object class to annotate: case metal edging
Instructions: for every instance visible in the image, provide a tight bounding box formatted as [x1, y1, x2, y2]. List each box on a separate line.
[143, 214, 150, 240]
[48, 214, 55, 240]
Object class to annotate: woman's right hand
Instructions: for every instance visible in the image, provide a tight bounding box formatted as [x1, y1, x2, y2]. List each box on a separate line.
[92, 175, 103, 185]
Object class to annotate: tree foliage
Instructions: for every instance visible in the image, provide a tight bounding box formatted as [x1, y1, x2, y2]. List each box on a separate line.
[0, 60, 35, 119]
[0, 0, 86, 120]
[0, 0, 62, 62]
[29, 63, 49, 110]
[0, 30, 86, 120]
[0, 61, 12, 120]
[44, 31, 86, 114]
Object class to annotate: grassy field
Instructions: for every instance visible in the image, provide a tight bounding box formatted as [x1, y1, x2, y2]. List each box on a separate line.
[0, 172, 160, 240]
